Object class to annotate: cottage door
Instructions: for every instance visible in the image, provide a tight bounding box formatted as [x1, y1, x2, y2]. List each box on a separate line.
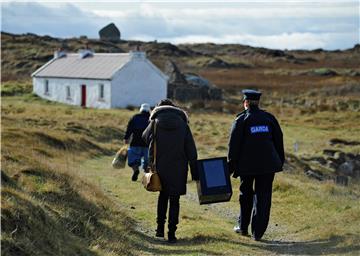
[81, 85, 86, 107]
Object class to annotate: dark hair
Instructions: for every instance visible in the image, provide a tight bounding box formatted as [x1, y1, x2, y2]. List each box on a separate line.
[246, 100, 259, 108]
[157, 99, 175, 107]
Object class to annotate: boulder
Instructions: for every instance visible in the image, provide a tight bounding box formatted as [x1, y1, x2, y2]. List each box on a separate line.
[337, 161, 354, 176]
[326, 156, 342, 166]
[354, 169, 360, 179]
[305, 169, 323, 181]
[205, 58, 231, 68]
[334, 152, 346, 163]
[323, 149, 338, 157]
[309, 156, 327, 165]
[335, 175, 349, 186]
[99, 23, 121, 42]
[326, 161, 338, 170]
[209, 88, 223, 100]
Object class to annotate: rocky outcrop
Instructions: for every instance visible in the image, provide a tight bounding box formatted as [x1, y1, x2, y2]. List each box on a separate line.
[286, 146, 360, 186]
[165, 61, 223, 102]
[99, 23, 121, 42]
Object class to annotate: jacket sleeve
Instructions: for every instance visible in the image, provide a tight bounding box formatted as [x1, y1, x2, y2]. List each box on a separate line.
[142, 120, 155, 167]
[124, 116, 134, 140]
[185, 125, 198, 180]
[228, 118, 244, 174]
[271, 115, 285, 165]
[142, 120, 154, 146]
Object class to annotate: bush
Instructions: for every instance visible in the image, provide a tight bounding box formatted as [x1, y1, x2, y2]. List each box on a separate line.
[1, 81, 32, 96]
[311, 68, 337, 76]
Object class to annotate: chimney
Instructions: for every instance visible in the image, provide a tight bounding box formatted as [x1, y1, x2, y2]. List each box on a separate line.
[54, 47, 67, 59]
[78, 45, 94, 59]
[130, 46, 146, 60]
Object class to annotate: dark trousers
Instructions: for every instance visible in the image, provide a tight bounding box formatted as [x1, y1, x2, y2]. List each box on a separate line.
[157, 191, 180, 233]
[238, 173, 275, 239]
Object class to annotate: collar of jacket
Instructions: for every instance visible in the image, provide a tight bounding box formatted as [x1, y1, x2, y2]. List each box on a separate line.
[247, 105, 260, 113]
[139, 111, 150, 117]
[150, 105, 189, 123]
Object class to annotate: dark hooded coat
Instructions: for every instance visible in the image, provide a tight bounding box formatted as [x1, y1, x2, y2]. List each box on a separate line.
[142, 106, 198, 196]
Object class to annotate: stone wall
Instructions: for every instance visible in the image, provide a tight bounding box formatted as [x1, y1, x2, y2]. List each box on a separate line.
[165, 60, 223, 102]
[168, 83, 222, 102]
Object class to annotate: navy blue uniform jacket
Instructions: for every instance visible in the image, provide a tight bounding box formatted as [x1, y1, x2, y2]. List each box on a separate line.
[228, 106, 284, 177]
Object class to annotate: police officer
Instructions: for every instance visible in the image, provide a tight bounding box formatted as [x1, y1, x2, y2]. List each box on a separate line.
[228, 89, 284, 241]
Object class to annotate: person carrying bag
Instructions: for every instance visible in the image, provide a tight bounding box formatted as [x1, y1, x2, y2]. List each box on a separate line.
[142, 99, 198, 243]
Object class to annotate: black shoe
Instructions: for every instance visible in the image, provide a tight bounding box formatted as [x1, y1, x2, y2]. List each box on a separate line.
[155, 227, 164, 238]
[131, 170, 139, 181]
[252, 235, 261, 241]
[233, 225, 248, 236]
[168, 232, 177, 243]
[168, 237, 177, 243]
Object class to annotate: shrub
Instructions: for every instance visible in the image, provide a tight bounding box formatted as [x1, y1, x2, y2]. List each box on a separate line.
[1, 81, 32, 96]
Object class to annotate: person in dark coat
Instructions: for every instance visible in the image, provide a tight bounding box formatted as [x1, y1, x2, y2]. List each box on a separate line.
[124, 103, 151, 181]
[142, 99, 198, 243]
[228, 89, 284, 241]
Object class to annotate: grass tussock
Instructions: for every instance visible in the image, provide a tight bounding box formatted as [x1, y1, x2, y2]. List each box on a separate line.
[1, 80, 33, 96]
[1, 155, 136, 256]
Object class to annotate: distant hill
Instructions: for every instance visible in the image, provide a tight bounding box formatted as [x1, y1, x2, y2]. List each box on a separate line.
[1, 31, 360, 92]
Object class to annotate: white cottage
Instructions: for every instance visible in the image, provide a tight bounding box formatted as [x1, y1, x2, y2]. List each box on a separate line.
[32, 50, 168, 109]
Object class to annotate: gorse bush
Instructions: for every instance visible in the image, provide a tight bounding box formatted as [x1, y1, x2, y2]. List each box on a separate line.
[1, 81, 32, 96]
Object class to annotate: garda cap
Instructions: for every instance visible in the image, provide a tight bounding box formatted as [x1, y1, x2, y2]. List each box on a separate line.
[242, 89, 262, 101]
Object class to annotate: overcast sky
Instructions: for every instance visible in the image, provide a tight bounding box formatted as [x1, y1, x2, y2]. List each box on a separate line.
[1, 0, 359, 50]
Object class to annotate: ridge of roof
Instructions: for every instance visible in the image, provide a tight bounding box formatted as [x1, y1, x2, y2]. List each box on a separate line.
[64, 53, 130, 56]
[32, 53, 132, 79]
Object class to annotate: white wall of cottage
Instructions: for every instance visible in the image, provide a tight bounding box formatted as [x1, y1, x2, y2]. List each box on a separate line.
[33, 77, 111, 109]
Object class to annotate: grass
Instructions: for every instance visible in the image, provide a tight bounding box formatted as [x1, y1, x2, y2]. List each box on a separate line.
[1, 82, 360, 255]
[78, 155, 360, 255]
[1, 93, 137, 255]
[1, 80, 33, 96]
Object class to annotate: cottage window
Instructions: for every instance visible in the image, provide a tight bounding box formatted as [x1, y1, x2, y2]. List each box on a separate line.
[44, 80, 49, 95]
[66, 86, 71, 100]
[99, 84, 105, 100]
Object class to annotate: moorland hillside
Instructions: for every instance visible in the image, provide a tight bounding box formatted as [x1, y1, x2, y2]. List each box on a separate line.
[2, 31, 360, 92]
[1, 32, 360, 255]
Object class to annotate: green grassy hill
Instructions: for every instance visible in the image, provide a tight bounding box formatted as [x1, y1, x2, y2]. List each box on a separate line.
[1, 83, 360, 255]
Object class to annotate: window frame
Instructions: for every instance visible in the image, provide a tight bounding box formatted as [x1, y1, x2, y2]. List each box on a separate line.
[66, 86, 71, 100]
[44, 80, 50, 95]
[98, 83, 105, 101]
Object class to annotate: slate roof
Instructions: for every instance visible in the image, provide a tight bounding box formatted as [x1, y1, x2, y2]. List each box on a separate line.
[32, 53, 131, 80]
